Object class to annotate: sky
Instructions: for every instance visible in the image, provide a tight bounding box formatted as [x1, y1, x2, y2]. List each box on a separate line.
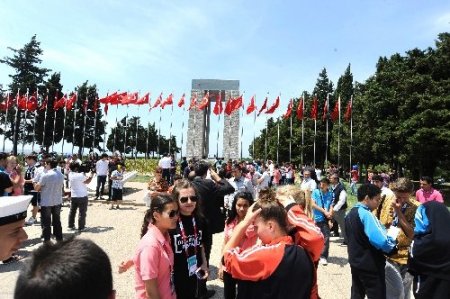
[1, 0, 449, 157]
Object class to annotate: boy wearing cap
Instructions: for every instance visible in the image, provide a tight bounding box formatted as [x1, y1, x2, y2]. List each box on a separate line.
[0, 195, 31, 261]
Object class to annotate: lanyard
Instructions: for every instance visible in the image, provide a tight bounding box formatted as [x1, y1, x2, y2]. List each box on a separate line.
[178, 216, 197, 257]
[393, 203, 408, 226]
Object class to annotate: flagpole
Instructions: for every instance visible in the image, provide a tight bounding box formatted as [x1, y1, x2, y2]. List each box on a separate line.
[92, 97, 98, 152]
[181, 106, 185, 159]
[71, 92, 77, 155]
[81, 93, 88, 157]
[124, 108, 128, 157]
[301, 92, 305, 165]
[113, 104, 118, 153]
[21, 88, 29, 155]
[289, 108, 292, 162]
[169, 97, 173, 154]
[13, 89, 20, 155]
[32, 89, 38, 153]
[264, 115, 268, 162]
[216, 111, 220, 158]
[43, 89, 49, 153]
[252, 107, 256, 159]
[61, 94, 67, 155]
[52, 90, 59, 153]
[157, 105, 161, 155]
[276, 118, 280, 164]
[2, 91, 10, 152]
[325, 93, 330, 165]
[146, 122, 150, 160]
[349, 95, 353, 183]
[338, 95, 341, 168]
[313, 94, 317, 167]
[103, 121, 106, 153]
[135, 114, 139, 160]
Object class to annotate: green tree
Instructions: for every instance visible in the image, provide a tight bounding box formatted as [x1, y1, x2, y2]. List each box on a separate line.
[63, 82, 106, 156]
[330, 64, 354, 168]
[0, 35, 51, 154]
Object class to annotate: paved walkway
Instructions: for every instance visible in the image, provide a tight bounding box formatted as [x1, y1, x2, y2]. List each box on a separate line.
[0, 182, 352, 299]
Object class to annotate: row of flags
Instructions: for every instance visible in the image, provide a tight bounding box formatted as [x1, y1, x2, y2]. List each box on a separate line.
[0, 89, 353, 122]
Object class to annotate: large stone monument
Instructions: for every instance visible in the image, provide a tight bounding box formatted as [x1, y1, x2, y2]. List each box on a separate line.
[186, 79, 240, 160]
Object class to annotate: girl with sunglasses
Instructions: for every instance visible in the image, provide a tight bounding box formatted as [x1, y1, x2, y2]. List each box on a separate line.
[219, 191, 257, 299]
[171, 179, 209, 299]
[119, 193, 179, 299]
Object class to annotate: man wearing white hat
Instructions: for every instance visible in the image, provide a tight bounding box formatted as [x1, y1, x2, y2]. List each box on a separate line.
[0, 195, 31, 261]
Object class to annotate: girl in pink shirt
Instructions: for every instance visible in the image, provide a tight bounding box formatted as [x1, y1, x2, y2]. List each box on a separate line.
[120, 193, 179, 299]
[219, 191, 257, 299]
[5, 156, 24, 195]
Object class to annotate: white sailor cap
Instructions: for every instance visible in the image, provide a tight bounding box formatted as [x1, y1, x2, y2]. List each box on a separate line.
[0, 195, 32, 226]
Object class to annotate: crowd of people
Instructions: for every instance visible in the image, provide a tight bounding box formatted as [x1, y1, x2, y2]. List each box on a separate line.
[0, 152, 449, 299]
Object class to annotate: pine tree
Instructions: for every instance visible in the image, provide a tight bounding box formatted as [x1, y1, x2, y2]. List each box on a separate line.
[0, 35, 50, 154]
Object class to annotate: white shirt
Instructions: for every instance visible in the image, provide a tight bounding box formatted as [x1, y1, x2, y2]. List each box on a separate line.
[69, 172, 88, 197]
[96, 159, 109, 176]
[315, 168, 322, 181]
[332, 183, 347, 212]
[158, 156, 171, 169]
[269, 163, 274, 176]
[258, 171, 271, 189]
[224, 176, 255, 209]
[300, 178, 317, 192]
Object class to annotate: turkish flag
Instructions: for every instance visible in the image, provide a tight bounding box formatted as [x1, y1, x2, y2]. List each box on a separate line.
[246, 95, 256, 114]
[121, 92, 138, 105]
[152, 93, 163, 109]
[311, 97, 318, 120]
[53, 95, 67, 111]
[265, 96, 280, 114]
[330, 96, 340, 122]
[109, 92, 126, 105]
[18, 96, 28, 110]
[344, 98, 352, 122]
[224, 97, 233, 115]
[322, 99, 328, 121]
[66, 93, 77, 111]
[283, 99, 293, 119]
[212, 92, 222, 115]
[99, 92, 115, 104]
[161, 93, 173, 109]
[27, 93, 38, 111]
[0, 94, 12, 111]
[40, 95, 48, 111]
[296, 98, 304, 120]
[187, 93, 197, 111]
[136, 93, 150, 105]
[178, 93, 185, 107]
[257, 97, 268, 116]
[231, 95, 243, 114]
[197, 91, 209, 110]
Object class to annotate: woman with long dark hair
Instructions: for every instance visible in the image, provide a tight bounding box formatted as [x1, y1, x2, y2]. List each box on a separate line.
[219, 191, 257, 299]
[171, 179, 209, 299]
[119, 193, 179, 299]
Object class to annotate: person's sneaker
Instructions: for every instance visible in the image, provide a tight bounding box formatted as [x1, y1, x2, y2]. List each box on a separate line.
[68, 227, 76, 231]
[78, 227, 88, 233]
[25, 216, 36, 226]
[319, 257, 328, 266]
[340, 242, 348, 247]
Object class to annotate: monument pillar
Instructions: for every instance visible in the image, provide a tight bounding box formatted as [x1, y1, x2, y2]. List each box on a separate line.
[186, 79, 240, 160]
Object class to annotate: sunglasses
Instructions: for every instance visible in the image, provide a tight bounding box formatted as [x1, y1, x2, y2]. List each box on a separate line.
[179, 196, 198, 204]
[165, 210, 179, 218]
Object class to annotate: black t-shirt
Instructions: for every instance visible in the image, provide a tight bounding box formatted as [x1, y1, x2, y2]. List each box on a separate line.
[0, 172, 13, 195]
[24, 165, 36, 192]
[170, 214, 205, 299]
